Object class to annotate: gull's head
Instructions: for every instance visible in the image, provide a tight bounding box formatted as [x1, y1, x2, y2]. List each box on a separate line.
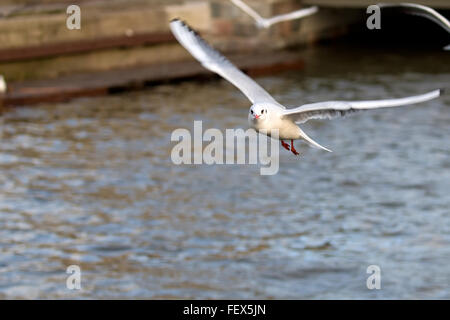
[249, 104, 268, 122]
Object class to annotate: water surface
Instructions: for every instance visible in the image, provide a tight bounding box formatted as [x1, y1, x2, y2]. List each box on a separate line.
[0, 45, 449, 299]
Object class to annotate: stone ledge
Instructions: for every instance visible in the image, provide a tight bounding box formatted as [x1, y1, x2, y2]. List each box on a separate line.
[1, 50, 305, 107]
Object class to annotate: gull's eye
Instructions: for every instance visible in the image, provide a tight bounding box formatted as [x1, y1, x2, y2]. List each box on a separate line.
[261, 109, 264, 114]
[251, 110, 254, 114]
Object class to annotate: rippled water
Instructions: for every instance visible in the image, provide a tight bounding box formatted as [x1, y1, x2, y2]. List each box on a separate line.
[0, 45, 449, 299]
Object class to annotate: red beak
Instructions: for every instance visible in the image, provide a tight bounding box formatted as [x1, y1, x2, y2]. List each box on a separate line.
[254, 114, 260, 119]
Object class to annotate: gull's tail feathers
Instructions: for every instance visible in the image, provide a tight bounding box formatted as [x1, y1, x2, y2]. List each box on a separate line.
[298, 127, 332, 153]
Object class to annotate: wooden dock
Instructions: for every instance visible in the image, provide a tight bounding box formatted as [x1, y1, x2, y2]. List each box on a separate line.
[2, 51, 305, 106]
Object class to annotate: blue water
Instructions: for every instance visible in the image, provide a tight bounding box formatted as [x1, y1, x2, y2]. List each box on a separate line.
[0, 45, 449, 299]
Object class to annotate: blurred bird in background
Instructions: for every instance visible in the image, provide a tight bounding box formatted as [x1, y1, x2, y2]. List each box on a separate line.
[230, 0, 318, 29]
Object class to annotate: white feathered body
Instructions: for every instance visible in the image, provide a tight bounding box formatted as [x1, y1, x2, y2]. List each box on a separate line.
[248, 105, 301, 140]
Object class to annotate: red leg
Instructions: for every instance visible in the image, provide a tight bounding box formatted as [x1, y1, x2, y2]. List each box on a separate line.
[281, 140, 290, 151]
[290, 140, 299, 156]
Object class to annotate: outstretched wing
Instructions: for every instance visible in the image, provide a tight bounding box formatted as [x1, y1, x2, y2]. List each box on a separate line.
[230, 0, 266, 28]
[282, 89, 442, 123]
[169, 19, 279, 105]
[264, 6, 318, 28]
[378, 3, 450, 33]
[378, 3, 450, 50]
[231, 0, 318, 28]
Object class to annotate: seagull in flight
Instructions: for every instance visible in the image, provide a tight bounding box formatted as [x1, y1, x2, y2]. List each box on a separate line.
[230, 0, 318, 29]
[378, 3, 450, 50]
[169, 19, 442, 155]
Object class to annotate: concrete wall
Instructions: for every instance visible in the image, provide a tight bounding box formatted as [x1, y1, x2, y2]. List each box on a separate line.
[0, 0, 361, 82]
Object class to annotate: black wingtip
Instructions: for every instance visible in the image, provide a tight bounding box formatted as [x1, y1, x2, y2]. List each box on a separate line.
[169, 18, 194, 31]
[170, 18, 188, 26]
[440, 88, 446, 95]
[174, 19, 200, 36]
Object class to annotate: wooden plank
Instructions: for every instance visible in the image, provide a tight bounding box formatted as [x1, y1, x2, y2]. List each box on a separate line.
[0, 32, 174, 63]
[1, 51, 305, 107]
